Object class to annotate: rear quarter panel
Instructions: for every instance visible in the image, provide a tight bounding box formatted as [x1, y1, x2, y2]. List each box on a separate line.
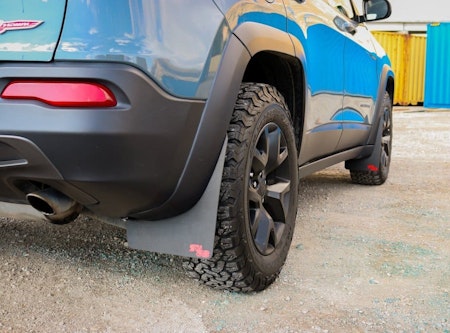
[0, 0, 66, 61]
[55, 0, 229, 99]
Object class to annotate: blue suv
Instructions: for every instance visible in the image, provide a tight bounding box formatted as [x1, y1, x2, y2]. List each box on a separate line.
[0, 0, 394, 291]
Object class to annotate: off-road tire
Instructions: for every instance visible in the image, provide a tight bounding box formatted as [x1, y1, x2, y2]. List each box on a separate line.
[350, 92, 393, 185]
[183, 83, 299, 292]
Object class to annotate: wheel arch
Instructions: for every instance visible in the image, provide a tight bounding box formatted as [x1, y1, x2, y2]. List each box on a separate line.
[242, 51, 305, 152]
[235, 22, 306, 152]
[368, 64, 395, 145]
[138, 23, 307, 219]
[386, 74, 395, 106]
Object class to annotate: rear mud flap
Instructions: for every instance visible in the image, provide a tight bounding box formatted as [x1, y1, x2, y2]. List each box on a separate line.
[126, 138, 227, 259]
[345, 118, 382, 171]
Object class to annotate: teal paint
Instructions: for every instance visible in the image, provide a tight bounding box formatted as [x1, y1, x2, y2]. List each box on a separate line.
[424, 23, 450, 108]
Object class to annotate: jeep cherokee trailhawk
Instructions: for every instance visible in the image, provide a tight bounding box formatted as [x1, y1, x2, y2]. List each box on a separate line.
[0, 0, 394, 291]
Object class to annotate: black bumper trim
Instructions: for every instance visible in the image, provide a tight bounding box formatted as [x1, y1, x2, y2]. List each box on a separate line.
[0, 62, 207, 218]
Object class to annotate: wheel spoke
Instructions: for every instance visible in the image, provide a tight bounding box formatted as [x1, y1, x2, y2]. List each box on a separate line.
[252, 206, 276, 255]
[380, 148, 389, 168]
[264, 126, 288, 174]
[273, 222, 285, 248]
[266, 181, 291, 222]
[252, 147, 268, 174]
[382, 134, 391, 154]
[249, 180, 291, 254]
[249, 207, 262, 237]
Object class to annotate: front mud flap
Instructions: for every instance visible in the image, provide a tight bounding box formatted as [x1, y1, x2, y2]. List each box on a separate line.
[126, 138, 226, 259]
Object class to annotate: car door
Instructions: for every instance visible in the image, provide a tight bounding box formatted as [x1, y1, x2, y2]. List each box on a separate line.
[332, 0, 380, 149]
[284, 0, 347, 164]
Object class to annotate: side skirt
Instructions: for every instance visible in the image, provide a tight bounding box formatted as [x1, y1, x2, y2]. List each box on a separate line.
[298, 146, 371, 178]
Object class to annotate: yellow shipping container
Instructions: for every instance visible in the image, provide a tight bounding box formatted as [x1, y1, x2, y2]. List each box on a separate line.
[372, 31, 427, 106]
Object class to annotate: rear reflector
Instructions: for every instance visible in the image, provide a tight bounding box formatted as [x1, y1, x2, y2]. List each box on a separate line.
[1, 81, 117, 107]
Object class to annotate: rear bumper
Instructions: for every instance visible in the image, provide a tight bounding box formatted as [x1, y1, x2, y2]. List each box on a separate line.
[0, 62, 212, 219]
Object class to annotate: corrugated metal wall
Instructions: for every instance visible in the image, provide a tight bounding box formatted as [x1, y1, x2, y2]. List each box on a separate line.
[424, 22, 450, 108]
[372, 31, 427, 106]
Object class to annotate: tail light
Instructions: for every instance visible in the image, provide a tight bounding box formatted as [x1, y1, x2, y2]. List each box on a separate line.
[1, 80, 117, 107]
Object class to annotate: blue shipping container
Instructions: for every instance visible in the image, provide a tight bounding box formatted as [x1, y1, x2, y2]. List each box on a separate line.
[424, 23, 450, 108]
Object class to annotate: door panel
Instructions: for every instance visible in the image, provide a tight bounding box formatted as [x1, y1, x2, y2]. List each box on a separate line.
[338, 22, 379, 149]
[285, 0, 346, 164]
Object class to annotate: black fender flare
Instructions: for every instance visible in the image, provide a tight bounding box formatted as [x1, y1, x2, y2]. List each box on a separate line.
[138, 23, 298, 219]
[367, 64, 394, 145]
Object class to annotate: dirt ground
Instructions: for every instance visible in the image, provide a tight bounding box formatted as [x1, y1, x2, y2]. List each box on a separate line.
[0, 109, 449, 333]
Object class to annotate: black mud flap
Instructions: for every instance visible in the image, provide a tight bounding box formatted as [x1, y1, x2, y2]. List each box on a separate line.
[345, 118, 383, 172]
[126, 138, 226, 259]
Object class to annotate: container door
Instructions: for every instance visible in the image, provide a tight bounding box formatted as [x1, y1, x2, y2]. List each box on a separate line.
[425, 22, 450, 108]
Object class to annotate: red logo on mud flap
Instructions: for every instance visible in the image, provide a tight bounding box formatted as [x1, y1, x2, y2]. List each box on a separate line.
[0, 20, 43, 34]
[189, 244, 211, 259]
[367, 164, 379, 172]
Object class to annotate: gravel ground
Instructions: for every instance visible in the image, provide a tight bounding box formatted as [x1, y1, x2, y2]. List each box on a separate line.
[0, 109, 449, 332]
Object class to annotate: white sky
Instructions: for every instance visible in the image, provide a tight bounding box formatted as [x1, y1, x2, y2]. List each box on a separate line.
[385, 0, 448, 22]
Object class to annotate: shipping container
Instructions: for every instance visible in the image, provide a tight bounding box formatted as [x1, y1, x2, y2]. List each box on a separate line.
[424, 22, 450, 108]
[372, 31, 426, 106]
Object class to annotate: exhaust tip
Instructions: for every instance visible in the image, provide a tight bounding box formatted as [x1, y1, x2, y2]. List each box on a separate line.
[26, 188, 81, 224]
[27, 194, 55, 215]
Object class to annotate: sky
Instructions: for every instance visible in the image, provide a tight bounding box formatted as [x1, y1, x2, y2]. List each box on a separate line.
[384, 0, 448, 22]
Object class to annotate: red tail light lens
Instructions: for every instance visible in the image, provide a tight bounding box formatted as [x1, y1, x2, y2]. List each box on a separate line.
[1, 81, 117, 107]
